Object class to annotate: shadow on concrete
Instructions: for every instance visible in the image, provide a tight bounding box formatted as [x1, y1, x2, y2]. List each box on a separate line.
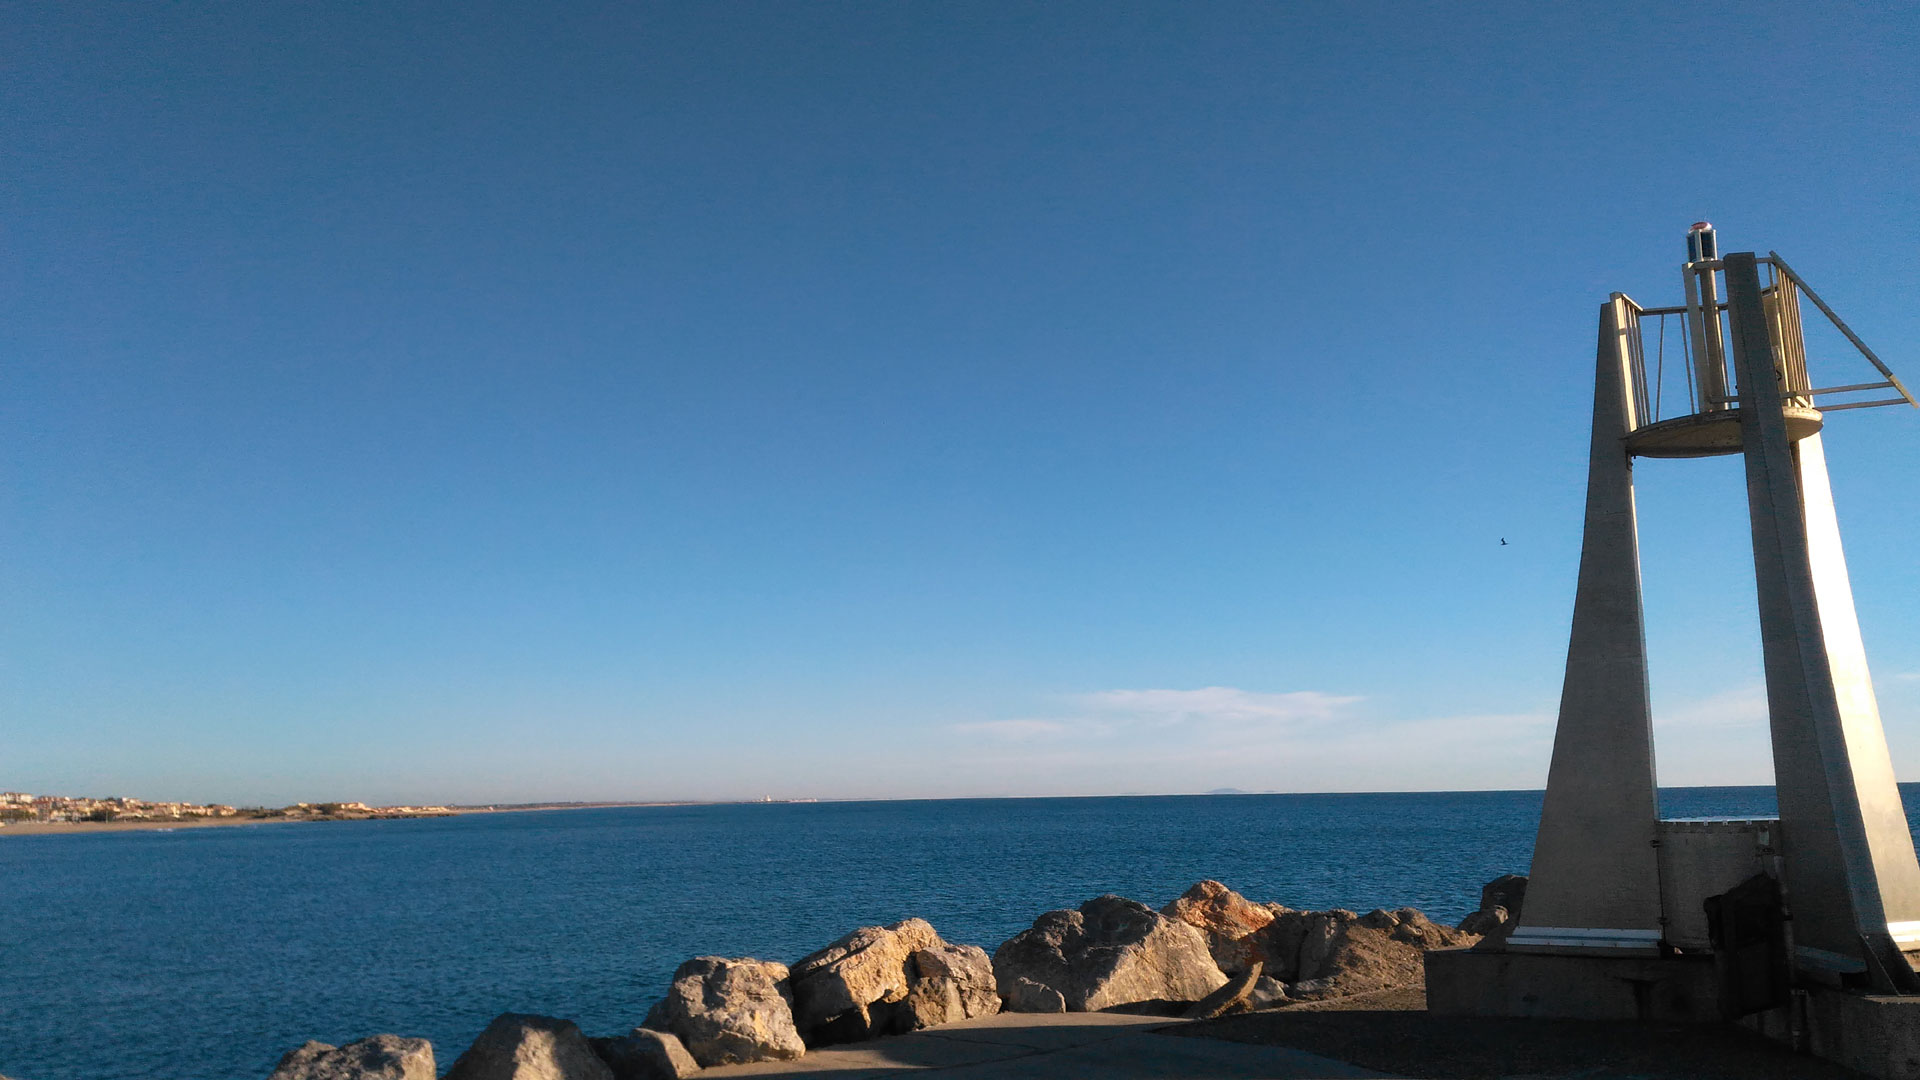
[705, 1011, 1393, 1078]
[1177, 1008, 1873, 1079]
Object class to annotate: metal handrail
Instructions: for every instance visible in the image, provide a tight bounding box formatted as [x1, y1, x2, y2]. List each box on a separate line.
[1766, 253, 1917, 408]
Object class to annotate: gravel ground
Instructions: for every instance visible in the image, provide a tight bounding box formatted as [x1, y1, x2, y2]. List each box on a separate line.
[1165, 989, 1870, 1079]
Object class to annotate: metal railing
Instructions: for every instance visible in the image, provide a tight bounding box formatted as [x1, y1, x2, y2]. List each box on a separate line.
[1619, 254, 1915, 429]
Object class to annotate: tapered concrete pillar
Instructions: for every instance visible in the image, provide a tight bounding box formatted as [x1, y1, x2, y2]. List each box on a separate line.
[1724, 252, 1920, 990]
[1800, 433, 1920, 943]
[1509, 296, 1664, 952]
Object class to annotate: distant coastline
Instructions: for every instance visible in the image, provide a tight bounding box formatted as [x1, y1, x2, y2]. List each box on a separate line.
[0, 800, 698, 837]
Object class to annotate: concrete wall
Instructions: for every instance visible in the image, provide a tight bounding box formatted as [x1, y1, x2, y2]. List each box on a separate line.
[1424, 947, 1720, 1023]
[1803, 989, 1920, 1080]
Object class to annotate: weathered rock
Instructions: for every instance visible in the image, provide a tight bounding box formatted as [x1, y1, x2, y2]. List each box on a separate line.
[785, 920, 1001, 1044]
[1364, 907, 1477, 950]
[1458, 874, 1527, 943]
[645, 957, 805, 1067]
[1002, 975, 1066, 1013]
[1247, 975, 1289, 1009]
[269, 1036, 435, 1080]
[589, 1029, 699, 1080]
[904, 943, 1001, 1029]
[1162, 881, 1278, 975]
[1289, 911, 1430, 1000]
[1481, 874, 1528, 916]
[1356, 908, 1397, 931]
[1246, 910, 1313, 982]
[788, 918, 941, 1045]
[444, 1015, 612, 1080]
[1187, 902, 1476, 1002]
[1456, 904, 1509, 936]
[993, 895, 1227, 1012]
[1294, 911, 1360, 982]
[1184, 961, 1264, 1020]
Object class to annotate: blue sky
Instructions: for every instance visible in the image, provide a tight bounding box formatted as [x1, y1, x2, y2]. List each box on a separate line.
[5, 2, 1917, 805]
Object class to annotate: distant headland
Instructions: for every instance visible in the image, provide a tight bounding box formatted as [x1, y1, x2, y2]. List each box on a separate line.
[0, 791, 694, 836]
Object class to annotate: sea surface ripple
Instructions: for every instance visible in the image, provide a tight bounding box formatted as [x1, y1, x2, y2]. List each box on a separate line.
[0, 786, 1882, 1080]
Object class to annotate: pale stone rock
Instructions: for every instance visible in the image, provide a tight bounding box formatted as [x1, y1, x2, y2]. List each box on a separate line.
[1225, 903, 1472, 1001]
[1290, 911, 1429, 1000]
[993, 895, 1227, 1012]
[905, 943, 1001, 1028]
[589, 1028, 699, 1080]
[788, 918, 942, 1045]
[1458, 874, 1527, 942]
[268, 1036, 435, 1080]
[1387, 908, 1475, 949]
[1481, 874, 1528, 916]
[1357, 908, 1400, 931]
[1162, 881, 1278, 975]
[1002, 975, 1066, 1013]
[444, 1014, 612, 1080]
[1456, 904, 1509, 936]
[1247, 975, 1289, 1009]
[1294, 910, 1362, 984]
[645, 956, 805, 1067]
[787, 919, 1001, 1043]
[1250, 910, 1315, 982]
[1353, 906, 1475, 949]
[1184, 960, 1264, 1019]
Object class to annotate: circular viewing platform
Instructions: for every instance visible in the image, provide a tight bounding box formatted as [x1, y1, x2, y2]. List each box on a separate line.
[1624, 405, 1823, 458]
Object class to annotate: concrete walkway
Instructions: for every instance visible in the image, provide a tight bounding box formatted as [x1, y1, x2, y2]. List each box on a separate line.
[701, 1012, 1400, 1079]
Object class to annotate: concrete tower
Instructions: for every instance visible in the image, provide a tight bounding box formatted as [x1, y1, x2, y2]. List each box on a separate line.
[1429, 228, 1920, 1031]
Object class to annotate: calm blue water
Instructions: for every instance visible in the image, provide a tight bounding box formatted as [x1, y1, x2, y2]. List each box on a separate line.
[2, 786, 1904, 1080]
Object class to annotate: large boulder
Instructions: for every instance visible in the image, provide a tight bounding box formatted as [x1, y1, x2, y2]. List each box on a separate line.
[1184, 960, 1264, 1020]
[269, 1036, 435, 1080]
[1458, 874, 1528, 938]
[1292, 909, 1472, 1000]
[1456, 905, 1509, 936]
[1001, 975, 1066, 1013]
[1161, 881, 1281, 975]
[788, 918, 940, 1045]
[788, 920, 1000, 1045]
[1246, 975, 1289, 1009]
[1247, 910, 1312, 982]
[644, 957, 806, 1067]
[444, 1015, 612, 1080]
[1237, 906, 1476, 1000]
[588, 1029, 699, 1080]
[1481, 874, 1528, 915]
[904, 943, 1001, 1029]
[993, 895, 1227, 1012]
[1361, 907, 1476, 951]
[1288, 910, 1415, 999]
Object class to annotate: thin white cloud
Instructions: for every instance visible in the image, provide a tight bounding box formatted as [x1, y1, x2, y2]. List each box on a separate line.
[1654, 684, 1769, 731]
[1071, 687, 1361, 727]
[948, 719, 1080, 742]
[1650, 683, 1774, 786]
[951, 687, 1364, 747]
[940, 693, 1555, 794]
[1895, 672, 1920, 682]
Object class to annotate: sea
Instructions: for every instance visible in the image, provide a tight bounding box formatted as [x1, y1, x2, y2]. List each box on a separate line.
[1, 785, 1903, 1080]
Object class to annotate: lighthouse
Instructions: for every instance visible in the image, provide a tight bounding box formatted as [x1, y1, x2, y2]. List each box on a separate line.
[1427, 228, 1920, 1075]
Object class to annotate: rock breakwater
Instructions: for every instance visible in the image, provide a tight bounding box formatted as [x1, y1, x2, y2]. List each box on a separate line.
[260, 876, 1515, 1078]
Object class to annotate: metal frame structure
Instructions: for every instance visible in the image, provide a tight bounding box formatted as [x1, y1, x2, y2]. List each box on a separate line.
[1511, 230, 1920, 994]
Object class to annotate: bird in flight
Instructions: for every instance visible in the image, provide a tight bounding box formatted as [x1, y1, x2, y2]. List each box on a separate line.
[1500, 538, 1508, 546]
